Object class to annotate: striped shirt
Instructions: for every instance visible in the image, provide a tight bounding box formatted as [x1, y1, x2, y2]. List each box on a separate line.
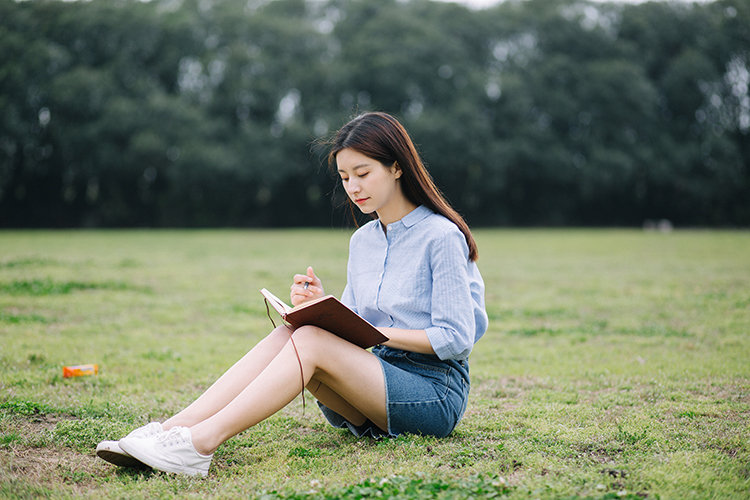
[341, 205, 487, 360]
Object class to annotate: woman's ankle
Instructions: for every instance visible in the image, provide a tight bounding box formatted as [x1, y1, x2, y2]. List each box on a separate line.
[162, 416, 185, 432]
[189, 424, 220, 456]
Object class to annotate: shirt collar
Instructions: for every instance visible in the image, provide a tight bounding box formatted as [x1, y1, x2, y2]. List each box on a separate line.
[378, 205, 432, 237]
[400, 205, 432, 228]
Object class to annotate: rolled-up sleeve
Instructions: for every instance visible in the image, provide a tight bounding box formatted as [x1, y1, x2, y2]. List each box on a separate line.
[425, 229, 478, 360]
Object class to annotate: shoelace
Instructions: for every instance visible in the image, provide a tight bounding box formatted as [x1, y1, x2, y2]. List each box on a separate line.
[130, 422, 162, 439]
[157, 427, 189, 447]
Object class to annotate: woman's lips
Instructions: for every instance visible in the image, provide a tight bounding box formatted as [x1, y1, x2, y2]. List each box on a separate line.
[354, 197, 369, 204]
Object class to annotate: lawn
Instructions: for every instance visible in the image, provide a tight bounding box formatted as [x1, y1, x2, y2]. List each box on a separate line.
[0, 229, 748, 500]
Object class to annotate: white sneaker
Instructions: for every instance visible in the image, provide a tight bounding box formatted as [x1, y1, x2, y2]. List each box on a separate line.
[124, 421, 164, 440]
[96, 440, 145, 468]
[96, 422, 164, 468]
[119, 426, 213, 477]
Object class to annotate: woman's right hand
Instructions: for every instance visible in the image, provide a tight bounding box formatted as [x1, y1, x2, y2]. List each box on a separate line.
[290, 266, 324, 306]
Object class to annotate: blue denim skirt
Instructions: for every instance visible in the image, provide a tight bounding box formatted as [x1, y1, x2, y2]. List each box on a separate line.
[317, 345, 470, 438]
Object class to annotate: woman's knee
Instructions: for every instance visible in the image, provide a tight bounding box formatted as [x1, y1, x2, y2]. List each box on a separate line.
[268, 325, 293, 340]
[289, 325, 332, 352]
[259, 325, 294, 350]
[291, 325, 326, 341]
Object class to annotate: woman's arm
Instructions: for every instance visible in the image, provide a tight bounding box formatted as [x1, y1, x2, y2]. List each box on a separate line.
[423, 229, 478, 360]
[378, 327, 436, 355]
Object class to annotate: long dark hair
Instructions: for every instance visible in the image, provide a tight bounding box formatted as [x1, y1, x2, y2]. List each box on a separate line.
[328, 112, 478, 262]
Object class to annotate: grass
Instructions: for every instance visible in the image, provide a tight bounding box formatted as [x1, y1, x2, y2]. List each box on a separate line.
[0, 228, 748, 500]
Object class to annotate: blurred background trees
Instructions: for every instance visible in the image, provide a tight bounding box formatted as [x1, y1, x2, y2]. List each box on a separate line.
[1, 0, 748, 227]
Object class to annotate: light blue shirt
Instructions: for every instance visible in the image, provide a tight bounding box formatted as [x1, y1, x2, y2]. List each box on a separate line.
[341, 205, 488, 360]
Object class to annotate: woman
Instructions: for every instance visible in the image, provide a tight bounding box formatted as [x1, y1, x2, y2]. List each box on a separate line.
[96, 112, 488, 477]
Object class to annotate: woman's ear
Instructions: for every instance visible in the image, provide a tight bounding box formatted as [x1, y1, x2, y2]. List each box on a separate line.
[392, 162, 403, 179]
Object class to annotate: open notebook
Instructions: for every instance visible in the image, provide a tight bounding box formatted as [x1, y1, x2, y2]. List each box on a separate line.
[260, 288, 388, 349]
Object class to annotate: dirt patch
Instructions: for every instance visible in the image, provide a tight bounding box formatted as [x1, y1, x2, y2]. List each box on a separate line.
[0, 413, 112, 497]
[1, 411, 78, 435]
[0, 445, 103, 496]
[27, 413, 78, 431]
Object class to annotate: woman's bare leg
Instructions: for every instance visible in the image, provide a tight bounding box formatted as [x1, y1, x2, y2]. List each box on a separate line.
[307, 380, 372, 427]
[162, 326, 293, 429]
[188, 325, 387, 455]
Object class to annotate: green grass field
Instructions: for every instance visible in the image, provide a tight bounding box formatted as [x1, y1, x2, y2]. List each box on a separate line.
[1, 229, 748, 500]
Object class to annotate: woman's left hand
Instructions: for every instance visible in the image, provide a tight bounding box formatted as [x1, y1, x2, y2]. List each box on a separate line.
[290, 266, 325, 306]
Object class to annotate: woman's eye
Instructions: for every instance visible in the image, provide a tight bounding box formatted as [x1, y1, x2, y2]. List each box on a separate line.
[340, 177, 349, 183]
[358, 172, 369, 178]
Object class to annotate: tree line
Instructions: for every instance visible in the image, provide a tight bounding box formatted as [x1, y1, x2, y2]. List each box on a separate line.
[1, 0, 748, 228]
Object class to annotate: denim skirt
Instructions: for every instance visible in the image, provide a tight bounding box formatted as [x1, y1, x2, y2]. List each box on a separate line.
[317, 345, 470, 438]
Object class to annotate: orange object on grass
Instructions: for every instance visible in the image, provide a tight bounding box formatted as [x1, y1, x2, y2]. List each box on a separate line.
[63, 364, 99, 378]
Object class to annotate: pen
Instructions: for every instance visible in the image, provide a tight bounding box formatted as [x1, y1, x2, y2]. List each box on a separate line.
[303, 281, 310, 291]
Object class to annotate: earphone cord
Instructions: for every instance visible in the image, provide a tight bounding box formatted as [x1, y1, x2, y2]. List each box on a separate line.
[264, 298, 306, 414]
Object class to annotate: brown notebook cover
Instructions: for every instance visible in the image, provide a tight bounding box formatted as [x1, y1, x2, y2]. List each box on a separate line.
[260, 289, 389, 349]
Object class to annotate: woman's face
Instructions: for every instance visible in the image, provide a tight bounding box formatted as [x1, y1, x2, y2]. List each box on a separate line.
[336, 148, 404, 219]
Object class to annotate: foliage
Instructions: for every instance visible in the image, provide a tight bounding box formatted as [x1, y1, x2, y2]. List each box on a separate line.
[0, 0, 748, 227]
[0, 229, 749, 499]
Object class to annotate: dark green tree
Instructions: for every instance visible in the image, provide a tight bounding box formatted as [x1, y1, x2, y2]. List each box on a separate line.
[0, 0, 747, 227]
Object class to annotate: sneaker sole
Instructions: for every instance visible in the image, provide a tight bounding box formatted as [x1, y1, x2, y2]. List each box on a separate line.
[96, 448, 149, 469]
[119, 440, 209, 477]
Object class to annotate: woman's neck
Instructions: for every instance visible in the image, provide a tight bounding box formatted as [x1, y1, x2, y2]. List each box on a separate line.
[377, 199, 418, 229]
